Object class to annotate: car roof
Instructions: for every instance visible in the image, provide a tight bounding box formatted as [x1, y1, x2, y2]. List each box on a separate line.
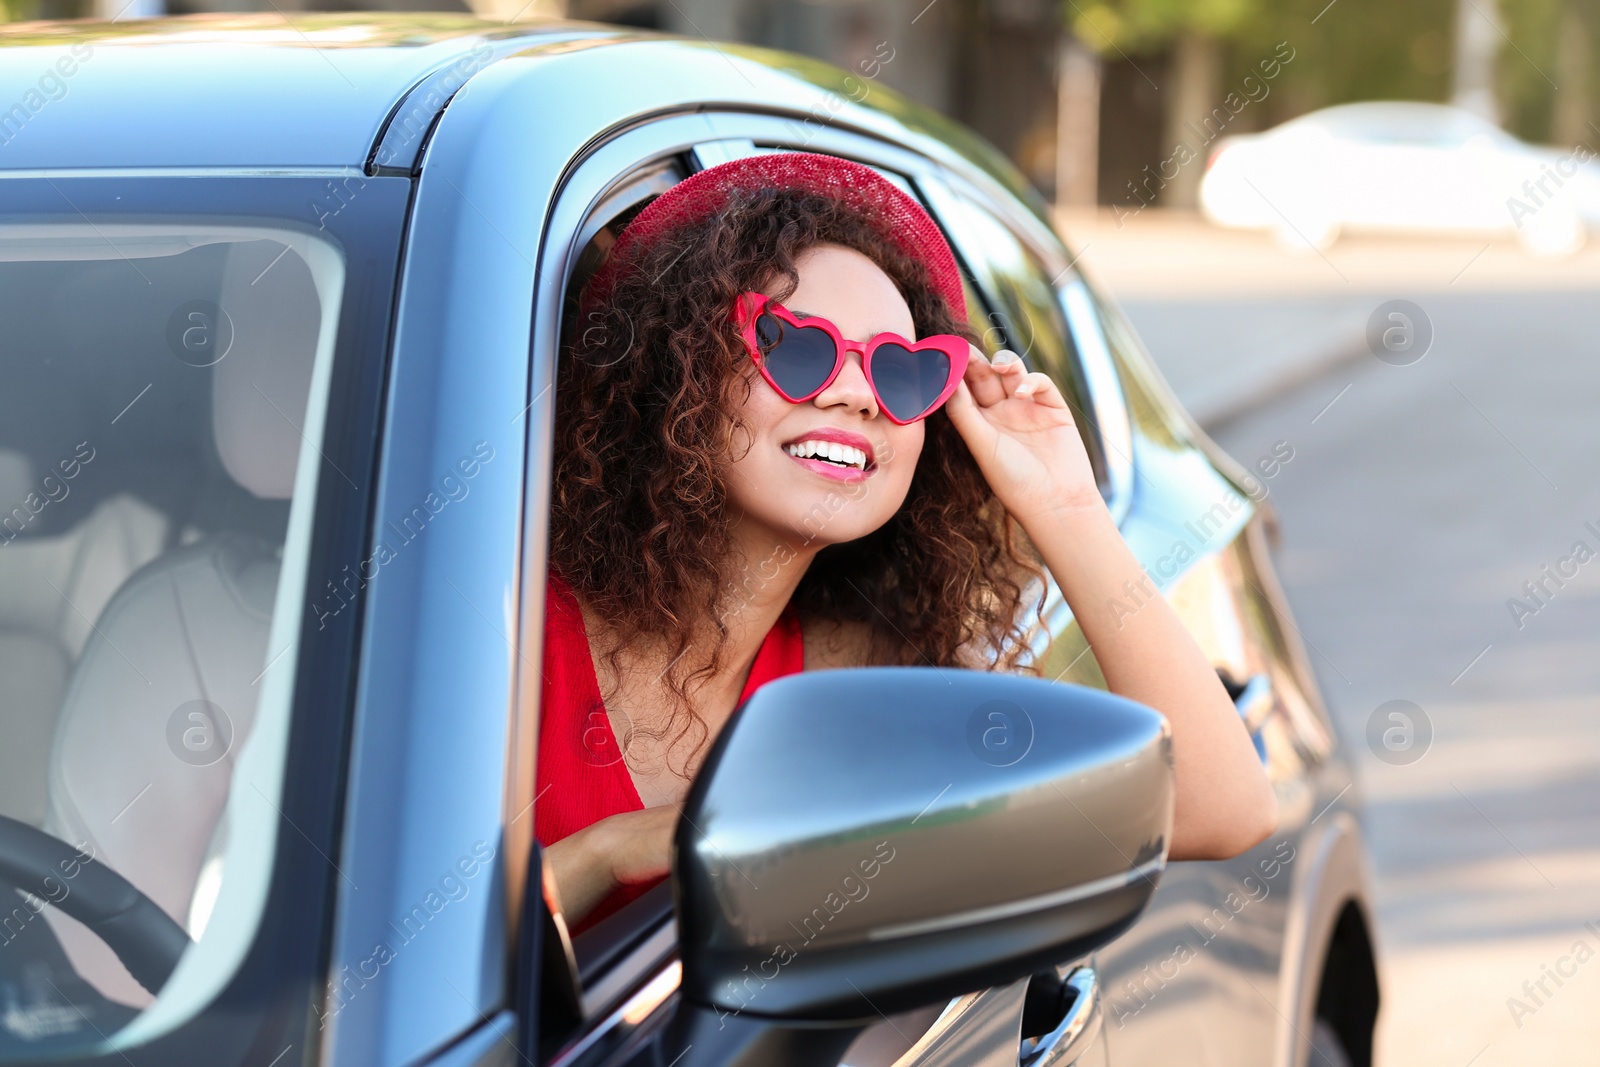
[1277, 100, 1508, 145]
[0, 13, 632, 171]
[0, 13, 1049, 230]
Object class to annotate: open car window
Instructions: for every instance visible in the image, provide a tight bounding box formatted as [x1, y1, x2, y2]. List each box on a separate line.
[532, 145, 975, 1063]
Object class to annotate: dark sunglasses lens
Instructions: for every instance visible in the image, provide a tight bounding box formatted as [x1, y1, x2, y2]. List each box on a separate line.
[754, 312, 837, 399]
[870, 343, 952, 421]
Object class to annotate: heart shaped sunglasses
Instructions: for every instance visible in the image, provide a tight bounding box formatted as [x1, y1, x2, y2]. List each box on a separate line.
[731, 291, 970, 425]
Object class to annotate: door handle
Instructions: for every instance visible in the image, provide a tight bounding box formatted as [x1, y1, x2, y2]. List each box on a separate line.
[1019, 966, 1100, 1066]
[1232, 673, 1273, 721]
[1222, 671, 1272, 764]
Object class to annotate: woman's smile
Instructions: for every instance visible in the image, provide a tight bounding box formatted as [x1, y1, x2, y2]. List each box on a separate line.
[781, 426, 876, 483]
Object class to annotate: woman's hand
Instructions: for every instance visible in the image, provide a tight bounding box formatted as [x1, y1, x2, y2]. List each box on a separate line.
[943, 345, 1103, 525]
[949, 347, 1277, 860]
[543, 805, 677, 925]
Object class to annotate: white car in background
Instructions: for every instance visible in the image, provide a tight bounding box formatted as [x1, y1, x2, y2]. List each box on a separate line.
[1200, 101, 1600, 256]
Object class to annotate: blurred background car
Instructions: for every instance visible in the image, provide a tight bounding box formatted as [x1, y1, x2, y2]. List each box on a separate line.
[1199, 101, 1600, 256]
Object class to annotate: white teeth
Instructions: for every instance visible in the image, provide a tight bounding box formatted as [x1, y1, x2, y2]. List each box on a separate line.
[785, 439, 868, 470]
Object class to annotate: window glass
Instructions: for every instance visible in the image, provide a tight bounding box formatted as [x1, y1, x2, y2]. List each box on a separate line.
[926, 190, 1108, 495]
[0, 225, 344, 1055]
[1092, 289, 1193, 453]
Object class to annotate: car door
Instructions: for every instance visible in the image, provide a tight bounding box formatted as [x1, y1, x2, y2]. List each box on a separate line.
[1074, 288, 1337, 1067]
[913, 171, 1329, 1067]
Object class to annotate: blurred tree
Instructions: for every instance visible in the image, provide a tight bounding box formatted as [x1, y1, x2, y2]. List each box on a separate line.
[1063, 0, 1265, 53]
[1497, 0, 1600, 144]
[1068, 0, 1468, 206]
[1548, 2, 1593, 143]
[1496, 0, 1562, 139]
[1065, 0, 1268, 206]
[1225, 0, 1456, 117]
[1072, 0, 1599, 156]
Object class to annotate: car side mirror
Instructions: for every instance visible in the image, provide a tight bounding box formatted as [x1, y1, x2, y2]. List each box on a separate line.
[672, 666, 1173, 1037]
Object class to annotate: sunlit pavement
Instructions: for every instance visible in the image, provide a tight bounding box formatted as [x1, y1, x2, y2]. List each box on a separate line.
[1054, 207, 1600, 429]
[1056, 208, 1600, 1067]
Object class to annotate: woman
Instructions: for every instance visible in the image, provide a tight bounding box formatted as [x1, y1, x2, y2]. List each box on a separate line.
[538, 152, 1277, 931]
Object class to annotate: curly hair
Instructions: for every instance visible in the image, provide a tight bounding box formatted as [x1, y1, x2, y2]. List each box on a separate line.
[549, 184, 1048, 775]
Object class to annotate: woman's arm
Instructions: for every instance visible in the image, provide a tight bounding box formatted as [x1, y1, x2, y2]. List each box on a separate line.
[944, 347, 1277, 861]
[543, 805, 676, 925]
[1021, 500, 1277, 859]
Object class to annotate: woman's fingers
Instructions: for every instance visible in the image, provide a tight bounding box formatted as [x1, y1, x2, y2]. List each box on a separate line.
[1013, 371, 1069, 408]
[963, 344, 1007, 407]
[944, 377, 980, 426]
[992, 351, 1025, 371]
[965, 345, 1027, 407]
[944, 379, 998, 448]
[992, 356, 1031, 400]
[959, 348, 1071, 418]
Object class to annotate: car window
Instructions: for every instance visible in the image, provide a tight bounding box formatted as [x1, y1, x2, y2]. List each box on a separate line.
[1092, 288, 1194, 453]
[921, 186, 1109, 497]
[541, 168, 687, 1035]
[532, 148, 983, 1058]
[541, 154, 958, 950]
[0, 224, 344, 1055]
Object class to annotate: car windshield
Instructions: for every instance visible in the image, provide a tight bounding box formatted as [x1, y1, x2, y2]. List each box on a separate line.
[0, 223, 344, 1055]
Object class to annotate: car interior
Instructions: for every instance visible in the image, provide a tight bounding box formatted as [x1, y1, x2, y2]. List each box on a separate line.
[0, 229, 328, 1029]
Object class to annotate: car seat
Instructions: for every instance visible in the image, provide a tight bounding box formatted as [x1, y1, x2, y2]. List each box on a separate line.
[38, 238, 320, 1008]
[0, 462, 167, 828]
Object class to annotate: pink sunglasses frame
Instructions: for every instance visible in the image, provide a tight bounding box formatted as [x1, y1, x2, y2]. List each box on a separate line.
[731, 291, 971, 426]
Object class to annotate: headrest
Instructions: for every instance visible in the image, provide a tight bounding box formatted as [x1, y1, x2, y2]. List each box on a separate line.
[210, 241, 321, 501]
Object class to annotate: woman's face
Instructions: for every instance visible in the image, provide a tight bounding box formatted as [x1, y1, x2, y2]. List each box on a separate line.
[724, 242, 926, 551]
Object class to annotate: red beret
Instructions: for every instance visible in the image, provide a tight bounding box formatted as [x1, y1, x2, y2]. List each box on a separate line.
[580, 150, 968, 324]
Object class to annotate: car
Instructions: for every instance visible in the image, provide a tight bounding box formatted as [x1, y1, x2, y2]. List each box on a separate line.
[0, 14, 1379, 1067]
[1199, 100, 1600, 256]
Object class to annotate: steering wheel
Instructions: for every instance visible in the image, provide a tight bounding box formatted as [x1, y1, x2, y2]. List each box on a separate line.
[0, 814, 191, 994]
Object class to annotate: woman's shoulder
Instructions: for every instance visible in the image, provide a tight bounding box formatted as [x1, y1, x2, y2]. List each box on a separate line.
[544, 568, 584, 622]
[541, 569, 595, 665]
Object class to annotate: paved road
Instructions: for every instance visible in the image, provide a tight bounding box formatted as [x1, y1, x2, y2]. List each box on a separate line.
[1059, 212, 1600, 1064]
[1135, 287, 1600, 1067]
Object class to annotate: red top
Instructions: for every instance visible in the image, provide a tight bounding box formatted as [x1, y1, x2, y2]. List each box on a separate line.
[535, 570, 806, 930]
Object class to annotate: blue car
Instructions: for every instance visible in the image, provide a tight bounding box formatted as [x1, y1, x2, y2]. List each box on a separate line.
[0, 15, 1379, 1067]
